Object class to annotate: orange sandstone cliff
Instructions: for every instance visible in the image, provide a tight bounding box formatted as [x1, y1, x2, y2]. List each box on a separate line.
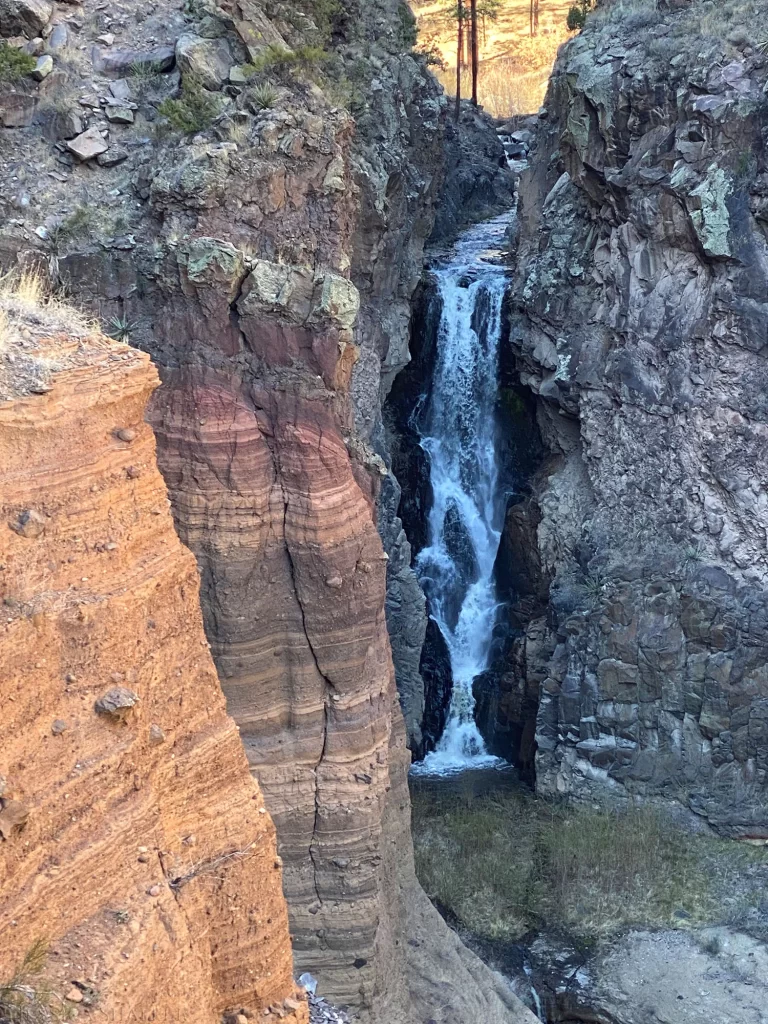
[0, 299, 307, 1024]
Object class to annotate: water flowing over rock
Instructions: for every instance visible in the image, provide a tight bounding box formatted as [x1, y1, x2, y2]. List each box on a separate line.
[0, 318, 304, 1022]
[411, 215, 511, 775]
[510, 1, 768, 835]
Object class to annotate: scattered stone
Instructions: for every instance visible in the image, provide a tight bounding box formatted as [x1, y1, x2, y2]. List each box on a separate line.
[229, 64, 248, 84]
[115, 427, 136, 442]
[94, 686, 139, 720]
[0, 93, 37, 128]
[66, 125, 109, 161]
[149, 723, 165, 744]
[175, 33, 232, 91]
[22, 34, 43, 54]
[31, 53, 52, 79]
[0, 775, 5, 796]
[47, 22, 66, 49]
[0, 0, 53, 39]
[105, 103, 134, 124]
[96, 144, 128, 166]
[125, 465, 141, 479]
[0, 799, 29, 840]
[10, 509, 45, 539]
[97, 31, 113, 45]
[307, 992, 349, 1024]
[51, 719, 67, 735]
[65, 987, 83, 1004]
[324, 575, 343, 589]
[146, 883, 162, 897]
[53, 108, 82, 139]
[109, 78, 132, 101]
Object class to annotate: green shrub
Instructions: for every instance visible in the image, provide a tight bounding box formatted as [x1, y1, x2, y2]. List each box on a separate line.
[0, 43, 36, 83]
[567, 0, 593, 31]
[398, 1, 418, 48]
[157, 77, 221, 133]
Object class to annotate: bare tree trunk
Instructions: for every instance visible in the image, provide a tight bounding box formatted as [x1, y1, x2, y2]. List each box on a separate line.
[455, 0, 463, 122]
[534, 0, 539, 33]
[470, 0, 479, 106]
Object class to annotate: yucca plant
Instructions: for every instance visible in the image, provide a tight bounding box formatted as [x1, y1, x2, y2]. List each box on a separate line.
[0, 939, 64, 1024]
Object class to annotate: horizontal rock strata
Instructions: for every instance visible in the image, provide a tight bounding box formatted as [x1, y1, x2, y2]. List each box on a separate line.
[0, 313, 305, 1022]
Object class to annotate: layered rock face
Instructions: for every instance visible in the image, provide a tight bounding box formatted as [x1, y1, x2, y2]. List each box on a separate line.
[510, 0, 768, 835]
[0, 305, 305, 1021]
[0, 0, 534, 1017]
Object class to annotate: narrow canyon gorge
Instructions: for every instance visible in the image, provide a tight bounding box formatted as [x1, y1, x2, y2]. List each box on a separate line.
[2, 0, 768, 1022]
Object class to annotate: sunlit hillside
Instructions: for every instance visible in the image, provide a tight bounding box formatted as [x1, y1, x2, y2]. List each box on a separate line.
[411, 0, 573, 117]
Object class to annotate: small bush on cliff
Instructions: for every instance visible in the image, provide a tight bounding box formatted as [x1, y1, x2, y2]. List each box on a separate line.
[566, 0, 593, 31]
[0, 938, 65, 1024]
[0, 43, 36, 83]
[157, 76, 221, 133]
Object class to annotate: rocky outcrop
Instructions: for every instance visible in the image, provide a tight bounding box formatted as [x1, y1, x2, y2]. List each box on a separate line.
[510, 0, 768, 835]
[0, 299, 305, 1022]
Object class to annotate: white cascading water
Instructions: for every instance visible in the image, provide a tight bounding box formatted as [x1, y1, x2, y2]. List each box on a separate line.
[412, 214, 511, 775]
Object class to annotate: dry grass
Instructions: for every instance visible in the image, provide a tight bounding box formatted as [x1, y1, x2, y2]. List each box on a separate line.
[412, 0, 571, 114]
[0, 269, 96, 340]
[411, 786, 767, 943]
[0, 270, 100, 402]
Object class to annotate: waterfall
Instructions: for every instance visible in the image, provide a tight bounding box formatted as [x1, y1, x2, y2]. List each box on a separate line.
[411, 214, 511, 775]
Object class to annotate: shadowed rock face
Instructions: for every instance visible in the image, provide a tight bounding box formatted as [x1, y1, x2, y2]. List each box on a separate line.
[510, 4, 768, 835]
[150, 366, 395, 1006]
[0, 323, 305, 1023]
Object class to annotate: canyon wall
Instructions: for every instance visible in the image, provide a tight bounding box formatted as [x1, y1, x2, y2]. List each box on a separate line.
[509, 0, 768, 835]
[0, 302, 305, 1022]
[0, 0, 532, 1018]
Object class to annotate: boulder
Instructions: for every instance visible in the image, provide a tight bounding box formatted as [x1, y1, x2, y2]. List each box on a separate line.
[226, 0, 286, 61]
[0, 91, 36, 127]
[104, 102, 134, 124]
[0, 0, 52, 39]
[66, 125, 108, 161]
[30, 52, 52, 79]
[52, 107, 82, 139]
[96, 144, 128, 166]
[93, 44, 174, 75]
[175, 34, 232, 90]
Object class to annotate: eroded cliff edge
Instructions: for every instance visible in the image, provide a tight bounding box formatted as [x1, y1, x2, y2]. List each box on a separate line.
[0, 290, 306, 1022]
[508, 0, 768, 836]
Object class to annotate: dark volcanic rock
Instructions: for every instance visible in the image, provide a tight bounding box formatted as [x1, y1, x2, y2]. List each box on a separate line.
[510, 2, 768, 835]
